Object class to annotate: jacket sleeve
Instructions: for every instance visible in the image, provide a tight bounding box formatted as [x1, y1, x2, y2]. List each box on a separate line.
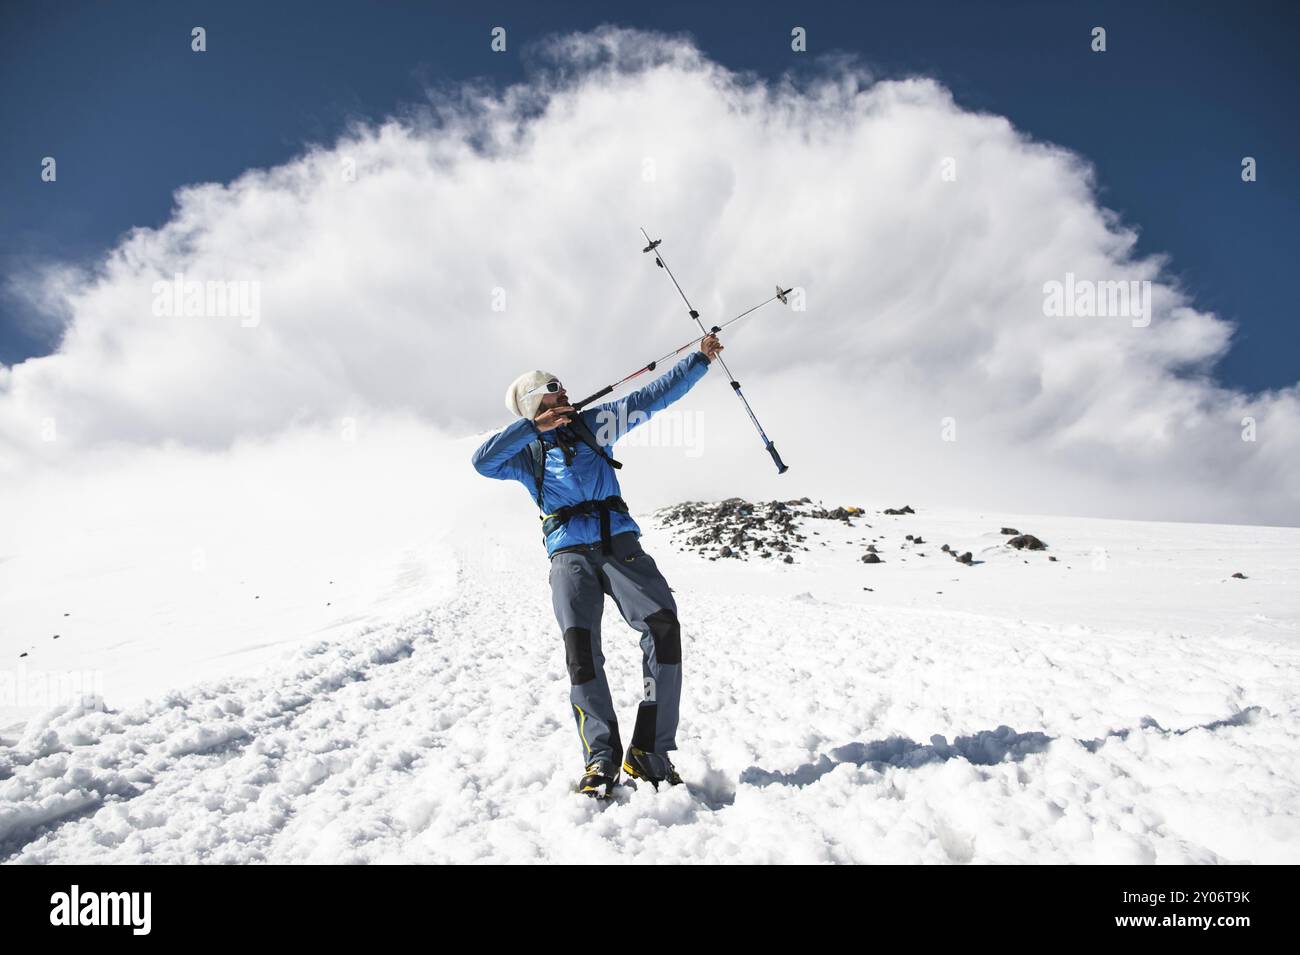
[471, 416, 541, 482]
[589, 350, 711, 442]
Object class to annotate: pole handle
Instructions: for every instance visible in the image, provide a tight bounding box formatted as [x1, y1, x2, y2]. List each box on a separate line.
[767, 442, 790, 474]
[571, 384, 612, 410]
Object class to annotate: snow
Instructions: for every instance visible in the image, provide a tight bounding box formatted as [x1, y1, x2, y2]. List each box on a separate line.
[2, 430, 1297, 863]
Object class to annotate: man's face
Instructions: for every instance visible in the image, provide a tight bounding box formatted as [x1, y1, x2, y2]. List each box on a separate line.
[538, 379, 569, 409]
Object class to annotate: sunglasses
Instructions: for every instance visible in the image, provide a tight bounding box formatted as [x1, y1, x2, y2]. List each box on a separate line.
[523, 379, 564, 399]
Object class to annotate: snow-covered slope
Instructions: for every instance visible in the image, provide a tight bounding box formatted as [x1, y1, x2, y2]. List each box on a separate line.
[2, 469, 1296, 864]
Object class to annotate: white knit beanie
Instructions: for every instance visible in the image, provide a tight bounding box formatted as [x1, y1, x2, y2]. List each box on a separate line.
[505, 370, 559, 421]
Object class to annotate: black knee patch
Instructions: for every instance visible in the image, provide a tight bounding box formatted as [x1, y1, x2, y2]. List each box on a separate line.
[563, 627, 595, 685]
[645, 609, 681, 665]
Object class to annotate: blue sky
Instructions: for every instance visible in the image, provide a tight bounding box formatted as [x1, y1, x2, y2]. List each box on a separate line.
[2, 0, 1296, 391]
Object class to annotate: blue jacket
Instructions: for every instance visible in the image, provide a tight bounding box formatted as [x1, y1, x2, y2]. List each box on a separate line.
[472, 351, 712, 554]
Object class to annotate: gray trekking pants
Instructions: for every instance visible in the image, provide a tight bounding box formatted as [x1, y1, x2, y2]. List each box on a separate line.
[549, 530, 682, 769]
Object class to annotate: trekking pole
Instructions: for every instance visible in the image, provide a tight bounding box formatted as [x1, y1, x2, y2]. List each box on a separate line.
[570, 287, 792, 412]
[639, 227, 791, 474]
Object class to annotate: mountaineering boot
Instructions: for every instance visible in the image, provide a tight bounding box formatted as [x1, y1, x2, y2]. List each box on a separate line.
[622, 745, 683, 790]
[576, 758, 620, 799]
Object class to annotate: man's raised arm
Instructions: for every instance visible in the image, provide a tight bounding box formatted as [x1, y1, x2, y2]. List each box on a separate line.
[589, 337, 719, 440]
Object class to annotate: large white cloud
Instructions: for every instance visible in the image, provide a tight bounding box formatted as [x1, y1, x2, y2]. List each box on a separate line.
[2, 25, 1296, 525]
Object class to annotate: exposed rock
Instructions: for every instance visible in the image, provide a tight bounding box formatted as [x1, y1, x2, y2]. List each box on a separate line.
[655, 497, 863, 562]
[862, 553, 882, 564]
[1231, 572, 1247, 579]
[1000, 527, 1020, 535]
[957, 552, 973, 564]
[1007, 534, 1046, 551]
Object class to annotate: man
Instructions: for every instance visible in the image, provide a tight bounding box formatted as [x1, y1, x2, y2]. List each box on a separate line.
[471, 333, 724, 798]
